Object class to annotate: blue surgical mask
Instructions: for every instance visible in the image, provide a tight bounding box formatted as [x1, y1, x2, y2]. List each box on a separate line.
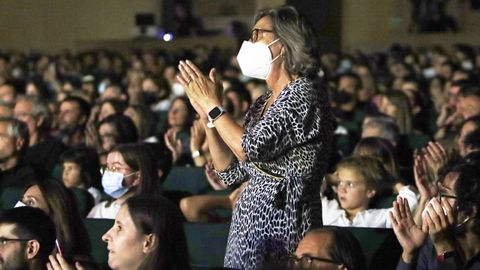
[101, 170, 136, 199]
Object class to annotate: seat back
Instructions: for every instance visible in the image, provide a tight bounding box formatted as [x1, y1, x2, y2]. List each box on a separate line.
[0, 186, 24, 210]
[184, 222, 230, 268]
[83, 218, 113, 270]
[164, 166, 211, 195]
[344, 227, 401, 270]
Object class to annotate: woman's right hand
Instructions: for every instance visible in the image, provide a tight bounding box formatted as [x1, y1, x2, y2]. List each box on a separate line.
[190, 120, 206, 153]
[47, 254, 85, 270]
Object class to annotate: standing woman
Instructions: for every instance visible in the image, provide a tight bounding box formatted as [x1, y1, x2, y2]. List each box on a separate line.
[178, 5, 334, 269]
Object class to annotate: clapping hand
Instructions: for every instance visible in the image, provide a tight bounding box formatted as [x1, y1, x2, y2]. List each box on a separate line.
[421, 197, 455, 253]
[390, 197, 427, 263]
[164, 128, 183, 164]
[177, 60, 222, 118]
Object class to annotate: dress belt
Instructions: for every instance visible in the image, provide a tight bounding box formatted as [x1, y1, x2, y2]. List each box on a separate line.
[251, 162, 284, 180]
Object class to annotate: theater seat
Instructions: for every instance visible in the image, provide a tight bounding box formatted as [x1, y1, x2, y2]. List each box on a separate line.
[0, 186, 24, 210]
[164, 166, 212, 195]
[83, 218, 113, 270]
[344, 227, 402, 270]
[184, 222, 230, 268]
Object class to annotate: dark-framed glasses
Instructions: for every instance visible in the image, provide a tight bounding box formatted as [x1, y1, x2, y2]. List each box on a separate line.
[288, 254, 341, 268]
[0, 237, 32, 246]
[250, 28, 275, 42]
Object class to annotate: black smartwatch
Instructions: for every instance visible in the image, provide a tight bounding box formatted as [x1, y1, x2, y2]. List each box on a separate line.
[207, 106, 226, 128]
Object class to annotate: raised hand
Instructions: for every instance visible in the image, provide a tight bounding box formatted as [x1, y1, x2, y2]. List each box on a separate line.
[164, 128, 183, 163]
[177, 60, 223, 117]
[423, 141, 449, 178]
[421, 197, 455, 254]
[190, 120, 206, 153]
[46, 254, 85, 270]
[413, 152, 438, 200]
[390, 197, 427, 263]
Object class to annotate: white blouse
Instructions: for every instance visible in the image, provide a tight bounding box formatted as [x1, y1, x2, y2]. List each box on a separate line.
[322, 186, 418, 228]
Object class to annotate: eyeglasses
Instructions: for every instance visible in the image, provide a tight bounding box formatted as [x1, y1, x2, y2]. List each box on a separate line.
[0, 237, 32, 246]
[288, 255, 341, 268]
[250, 28, 275, 42]
[337, 180, 363, 190]
[436, 181, 457, 200]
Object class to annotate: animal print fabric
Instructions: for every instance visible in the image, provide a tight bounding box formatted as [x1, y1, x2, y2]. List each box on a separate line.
[217, 77, 335, 269]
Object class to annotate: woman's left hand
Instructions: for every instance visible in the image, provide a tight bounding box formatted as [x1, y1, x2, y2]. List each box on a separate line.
[177, 60, 222, 116]
[46, 254, 85, 270]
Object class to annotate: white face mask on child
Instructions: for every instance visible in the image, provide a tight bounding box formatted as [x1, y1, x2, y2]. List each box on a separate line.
[236, 39, 281, 80]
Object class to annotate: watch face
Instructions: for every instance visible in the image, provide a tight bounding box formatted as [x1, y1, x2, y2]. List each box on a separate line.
[209, 107, 222, 119]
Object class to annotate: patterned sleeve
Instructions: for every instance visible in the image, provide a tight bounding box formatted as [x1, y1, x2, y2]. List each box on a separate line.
[215, 161, 249, 186]
[242, 82, 327, 162]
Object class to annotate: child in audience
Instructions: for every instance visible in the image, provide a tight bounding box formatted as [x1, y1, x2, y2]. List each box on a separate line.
[87, 143, 161, 219]
[322, 156, 418, 228]
[60, 146, 103, 204]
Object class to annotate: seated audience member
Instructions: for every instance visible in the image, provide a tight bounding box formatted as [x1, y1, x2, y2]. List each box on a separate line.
[14, 95, 66, 179]
[88, 143, 162, 219]
[97, 99, 127, 122]
[456, 85, 480, 120]
[322, 156, 417, 228]
[85, 113, 139, 165]
[56, 96, 91, 146]
[100, 195, 190, 270]
[60, 146, 103, 204]
[379, 91, 414, 135]
[223, 82, 252, 125]
[0, 207, 56, 270]
[99, 84, 127, 102]
[361, 116, 400, 147]
[291, 227, 367, 270]
[352, 137, 401, 184]
[457, 115, 480, 157]
[0, 83, 17, 105]
[21, 180, 95, 266]
[390, 160, 480, 269]
[164, 96, 196, 165]
[0, 117, 37, 189]
[0, 103, 12, 117]
[124, 105, 157, 141]
[462, 129, 480, 157]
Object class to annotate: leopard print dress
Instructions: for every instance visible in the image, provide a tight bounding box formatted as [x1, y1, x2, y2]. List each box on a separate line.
[217, 77, 335, 269]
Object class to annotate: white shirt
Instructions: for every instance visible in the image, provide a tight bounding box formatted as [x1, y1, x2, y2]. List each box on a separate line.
[87, 187, 102, 205]
[87, 200, 121, 219]
[322, 186, 418, 228]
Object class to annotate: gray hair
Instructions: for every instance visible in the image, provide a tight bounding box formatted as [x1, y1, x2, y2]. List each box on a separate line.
[16, 95, 51, 130]
[254, 5, 319, 77]
[0, 117, 29, 152]
[362, 116, 400, 143]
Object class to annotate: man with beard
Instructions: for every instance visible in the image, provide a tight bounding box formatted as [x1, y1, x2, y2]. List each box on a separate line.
[0, 117, 36, 190]
[0, 207, 56, 270]
[56, 96, 90, 146]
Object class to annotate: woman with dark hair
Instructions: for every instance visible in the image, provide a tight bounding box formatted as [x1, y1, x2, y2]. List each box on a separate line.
[98, 98, 128, 121]
[86, 113, 139, 165]
[178, 5, 335, 269]
[21, 180, 95, 267]
[60, 146, 102, 204]
[87, 143, 161, 219]
[164, 96, 197, 165]
[48, 195, 190, 270]
[379, 90, 414, 135]
[102, 195, 190, 270]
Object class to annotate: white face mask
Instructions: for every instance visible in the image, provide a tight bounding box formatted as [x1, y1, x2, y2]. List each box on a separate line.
[102, 170, 136, 199]
[236, 39, 281, 80]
